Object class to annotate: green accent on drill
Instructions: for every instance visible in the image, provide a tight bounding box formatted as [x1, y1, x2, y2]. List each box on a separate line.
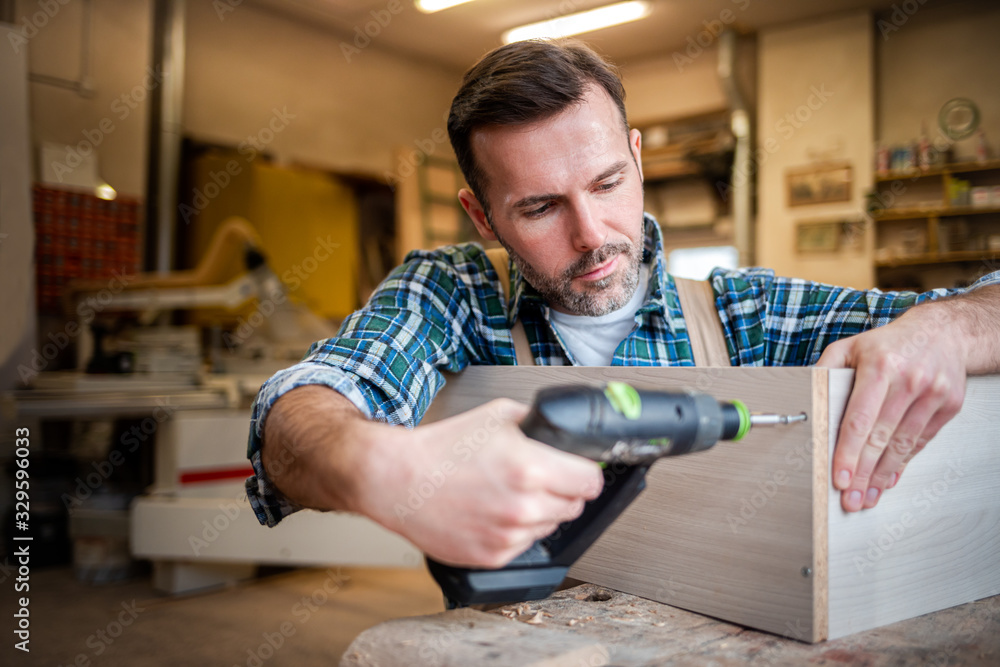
[732, 400, 751, 440]
[604, 382, 642, 420]
[648, 436, 672, 448]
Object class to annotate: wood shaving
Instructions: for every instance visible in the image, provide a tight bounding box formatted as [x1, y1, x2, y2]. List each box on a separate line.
[525, 611, 546, 624]
[653, 622, 666, 627]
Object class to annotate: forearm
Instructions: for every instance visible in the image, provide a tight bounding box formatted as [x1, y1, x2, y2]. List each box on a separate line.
[261, 385, 389, 515]
[257, 384, 604, 567]
[912, 284, 1000, 375]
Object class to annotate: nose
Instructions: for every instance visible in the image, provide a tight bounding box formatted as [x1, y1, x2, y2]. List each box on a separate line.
[568, 200, 608, 253]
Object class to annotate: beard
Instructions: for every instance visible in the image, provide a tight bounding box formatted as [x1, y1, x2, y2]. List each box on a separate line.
[494, 230, 643, 317]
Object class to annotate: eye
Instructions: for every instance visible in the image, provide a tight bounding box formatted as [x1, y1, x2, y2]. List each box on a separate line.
[525, 202, 554, 218]
[596, 178, 624, 192]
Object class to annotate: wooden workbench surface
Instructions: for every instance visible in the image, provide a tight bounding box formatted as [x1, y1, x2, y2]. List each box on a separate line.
[340, 584, 999, 666]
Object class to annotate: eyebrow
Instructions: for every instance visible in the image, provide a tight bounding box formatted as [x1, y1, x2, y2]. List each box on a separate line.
[510, 160, 630, 210]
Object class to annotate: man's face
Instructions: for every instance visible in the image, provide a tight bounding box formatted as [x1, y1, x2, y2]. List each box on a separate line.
[458, 85, 645, 317]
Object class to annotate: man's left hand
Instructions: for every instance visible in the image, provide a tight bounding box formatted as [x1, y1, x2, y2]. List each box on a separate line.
[817, 304, 967, 512]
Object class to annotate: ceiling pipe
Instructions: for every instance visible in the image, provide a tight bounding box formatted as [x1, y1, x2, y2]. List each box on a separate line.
[717, 29, 753, 267]
[144, 0, 186, 273]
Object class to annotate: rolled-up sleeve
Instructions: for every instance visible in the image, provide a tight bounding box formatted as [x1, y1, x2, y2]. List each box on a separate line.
[245, 363, 375, 527]
[245, 244, 506, 526]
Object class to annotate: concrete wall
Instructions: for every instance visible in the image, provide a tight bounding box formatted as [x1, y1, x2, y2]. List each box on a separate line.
[756, 11, 874, 289]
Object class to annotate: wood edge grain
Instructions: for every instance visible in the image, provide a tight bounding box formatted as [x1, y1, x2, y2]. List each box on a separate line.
[811, 367, 830, 642]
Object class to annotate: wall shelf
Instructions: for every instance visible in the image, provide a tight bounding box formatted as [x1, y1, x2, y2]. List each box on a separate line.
[874, 158, 1000, 183]
[871, 160, 1000, 289]
[874, 204, 1000, 221]
[875, 250, 1000, 268]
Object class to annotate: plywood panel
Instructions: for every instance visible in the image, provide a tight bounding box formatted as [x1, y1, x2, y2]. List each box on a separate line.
[827, 375, 1000, 639]
[424, 366, 830, 641]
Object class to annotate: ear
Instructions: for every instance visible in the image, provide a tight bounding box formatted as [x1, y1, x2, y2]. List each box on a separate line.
[458, 188, 496, 241]
[629, 128, 643, 183]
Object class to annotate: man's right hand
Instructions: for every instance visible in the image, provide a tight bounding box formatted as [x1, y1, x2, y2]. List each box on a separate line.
[262, 388, 604, 570]
[362, 399, 605, 568]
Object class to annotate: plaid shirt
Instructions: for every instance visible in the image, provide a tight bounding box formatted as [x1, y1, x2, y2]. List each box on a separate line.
[246, 214, 1000, 526]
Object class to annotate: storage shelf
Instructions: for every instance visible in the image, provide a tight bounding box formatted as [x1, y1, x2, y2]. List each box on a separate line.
[874, 158, 1000, 183]
[874, 250, 1000, 268]
[873, 205, 1000, 221]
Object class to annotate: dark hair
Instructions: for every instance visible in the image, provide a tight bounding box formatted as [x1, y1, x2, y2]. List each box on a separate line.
[447, 39, 629, 221]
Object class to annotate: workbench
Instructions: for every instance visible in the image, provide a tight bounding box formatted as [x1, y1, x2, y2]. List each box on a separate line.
[340, 583, 999, 666]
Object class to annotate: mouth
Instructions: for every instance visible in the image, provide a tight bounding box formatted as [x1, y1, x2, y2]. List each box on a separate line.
[575, 254, 620, 282]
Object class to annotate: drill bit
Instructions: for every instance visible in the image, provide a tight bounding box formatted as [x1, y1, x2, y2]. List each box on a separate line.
[749, 412, 808, 427]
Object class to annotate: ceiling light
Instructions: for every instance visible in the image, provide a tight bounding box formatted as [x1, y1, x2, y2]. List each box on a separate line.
[95, 183, 117, 201]
[415, 0, 477, 13]
[502, 1, 651, 44]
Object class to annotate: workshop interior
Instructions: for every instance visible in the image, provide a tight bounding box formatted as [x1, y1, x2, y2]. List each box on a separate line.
[1, 0, 999, 664]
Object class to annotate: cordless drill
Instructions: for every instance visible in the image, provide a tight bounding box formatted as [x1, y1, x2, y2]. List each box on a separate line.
[427, 382, 806, 608]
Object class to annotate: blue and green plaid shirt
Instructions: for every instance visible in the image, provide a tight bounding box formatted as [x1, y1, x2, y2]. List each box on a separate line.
[246, 214, 999, 526]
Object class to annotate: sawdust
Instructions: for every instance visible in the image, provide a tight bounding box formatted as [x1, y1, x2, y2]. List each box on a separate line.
[498, 604, 553, 625]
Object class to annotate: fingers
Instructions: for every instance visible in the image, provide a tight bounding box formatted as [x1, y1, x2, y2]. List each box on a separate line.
[837, 370, 963, 512]
[816, 339, 850, 369]
[865, 396, 937, 492]
[463, 495, 587, 568]
[529, 444, 604, 500]
[831, 360, 891, 493]
[403, 398, 603, 568]
[820, 308, 971, 514]
[488, 397, 531, 422]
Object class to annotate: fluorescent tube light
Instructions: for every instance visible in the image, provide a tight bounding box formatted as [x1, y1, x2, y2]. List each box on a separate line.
[502, 1, 651, 44]
[415, 0, 477, 13]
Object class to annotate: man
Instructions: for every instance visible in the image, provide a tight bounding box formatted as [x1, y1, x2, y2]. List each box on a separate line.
[247, 40, 1000, 569]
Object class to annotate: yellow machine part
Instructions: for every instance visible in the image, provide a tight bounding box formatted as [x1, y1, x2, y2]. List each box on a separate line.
[187, 151, 360, 322]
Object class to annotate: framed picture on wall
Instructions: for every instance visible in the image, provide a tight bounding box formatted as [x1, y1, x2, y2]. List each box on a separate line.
[795, 220, 841, 252]
[786, 161, 853, 207]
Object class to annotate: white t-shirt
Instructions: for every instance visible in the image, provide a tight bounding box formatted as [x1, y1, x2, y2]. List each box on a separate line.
[549, 265, 650, 366]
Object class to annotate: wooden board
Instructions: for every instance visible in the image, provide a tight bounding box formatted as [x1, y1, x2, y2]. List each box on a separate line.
[424, 366, 835, 641]
[424, 367, 1000, 642]
[826, 375, 1000, 639]
[341, 583, 1000, 666]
